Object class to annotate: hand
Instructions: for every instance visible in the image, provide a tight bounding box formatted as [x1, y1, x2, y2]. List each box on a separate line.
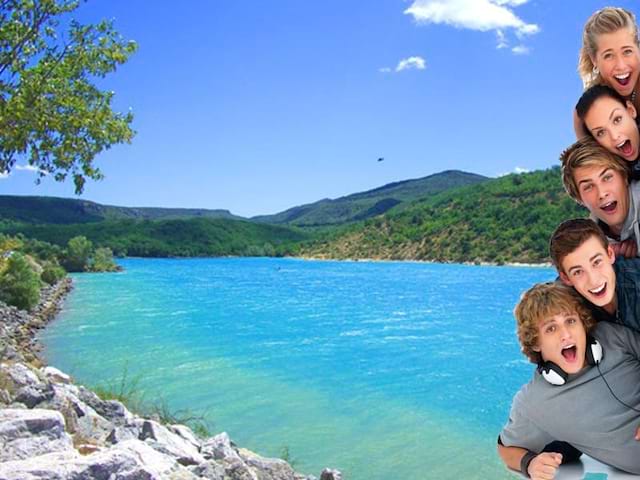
[635, 425, 640, 440]
[611, 239, 638, 258]
[528, 452, 562, 480]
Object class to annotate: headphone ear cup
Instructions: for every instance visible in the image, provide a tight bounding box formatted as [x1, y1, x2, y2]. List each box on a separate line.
[585, 336, 603, 366]
[539, 361, 568, 386]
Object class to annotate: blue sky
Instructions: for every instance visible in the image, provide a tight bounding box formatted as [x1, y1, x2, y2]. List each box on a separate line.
[2, 0, 636, 217]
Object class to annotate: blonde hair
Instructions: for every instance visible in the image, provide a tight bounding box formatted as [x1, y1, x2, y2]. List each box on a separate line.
[559, 136, 630, 203]
[578, 7, 639, 88]
[514, 282, 595, 364]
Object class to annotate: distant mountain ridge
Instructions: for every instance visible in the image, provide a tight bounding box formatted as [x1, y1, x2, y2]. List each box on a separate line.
[0, 195, 243, 225]
[300, 167, 587, 264]
[252, 170, 488, 226]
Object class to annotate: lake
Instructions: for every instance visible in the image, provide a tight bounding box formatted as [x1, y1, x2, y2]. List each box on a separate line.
[41, 257, 555, 479]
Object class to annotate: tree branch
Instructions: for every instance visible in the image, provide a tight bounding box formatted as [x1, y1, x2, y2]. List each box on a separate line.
[0, 2, 50, 77]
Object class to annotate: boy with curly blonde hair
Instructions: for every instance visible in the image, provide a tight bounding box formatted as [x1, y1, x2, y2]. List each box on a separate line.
[497, 281, 640, 479]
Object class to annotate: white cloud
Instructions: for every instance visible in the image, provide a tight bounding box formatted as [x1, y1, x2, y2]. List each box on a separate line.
[396, 56, 426, 72]
[404, 0, 539, 51]
[496, 30, 508, 49]
[0, 171, 9, 180]
[379, 67, 392, 73]
[15, 164, 47, 175]
[511, 45, 530, 55]
[498, 166, 530, 176]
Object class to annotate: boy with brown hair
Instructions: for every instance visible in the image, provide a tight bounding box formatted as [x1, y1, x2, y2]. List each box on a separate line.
[497, 281, 640, 478]
[550, 218, 640, 332]
[560, 136, 640, 256]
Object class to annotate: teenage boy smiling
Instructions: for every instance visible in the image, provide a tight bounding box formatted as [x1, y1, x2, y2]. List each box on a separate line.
[498, 219, 640, 479]
[550, 218, 640, 333]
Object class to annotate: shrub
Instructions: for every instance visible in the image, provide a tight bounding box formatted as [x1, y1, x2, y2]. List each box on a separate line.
[41, 264, 67, 285]
[0, 253, 41, 310]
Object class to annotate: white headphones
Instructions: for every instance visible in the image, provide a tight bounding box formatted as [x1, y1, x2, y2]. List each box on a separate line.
[538, 336, 603, 386]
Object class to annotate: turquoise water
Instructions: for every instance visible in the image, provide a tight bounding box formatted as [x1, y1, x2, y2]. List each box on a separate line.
[41, 257, 555, 479]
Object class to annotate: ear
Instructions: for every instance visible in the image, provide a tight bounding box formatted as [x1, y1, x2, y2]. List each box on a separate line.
[626, 100, 637, 119]
[607, 244, 616, 263]
[559, 270, 573, 286]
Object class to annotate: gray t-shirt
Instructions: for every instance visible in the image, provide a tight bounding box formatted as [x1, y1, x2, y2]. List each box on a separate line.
[500, 321, 640, 474]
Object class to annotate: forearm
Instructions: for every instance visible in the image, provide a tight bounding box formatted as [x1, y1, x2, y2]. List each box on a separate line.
[497, 442, 530, 472]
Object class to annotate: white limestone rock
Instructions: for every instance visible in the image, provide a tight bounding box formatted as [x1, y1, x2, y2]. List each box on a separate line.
[201, 431, 242, 462]
[108, 418, 205, 466]
[76, 385, 134, 426]
[41, 366, 71, 384]
[0, 408, 73, 462]
[0, 440, 198, 480]
[0, 362, 43, 391]
[238, 447, 299, 480]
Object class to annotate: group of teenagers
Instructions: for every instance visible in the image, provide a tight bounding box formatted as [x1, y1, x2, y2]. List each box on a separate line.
[495, 6, 640, 480]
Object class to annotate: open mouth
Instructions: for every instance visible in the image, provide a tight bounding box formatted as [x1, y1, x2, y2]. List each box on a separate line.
[588, 282, 607, 299]
[615, 73, 631, 86]
[561, 345, 577, 362]
[617, 139, 634, 158]
[600, 201, 617, 213]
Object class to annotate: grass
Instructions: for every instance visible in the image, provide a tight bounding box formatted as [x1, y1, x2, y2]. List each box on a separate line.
[92, 363, 213, 439]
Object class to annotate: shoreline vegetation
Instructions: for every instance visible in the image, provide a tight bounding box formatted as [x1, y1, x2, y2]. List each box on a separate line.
[0, 167, 587, 266]
[0, 279, 342, 480]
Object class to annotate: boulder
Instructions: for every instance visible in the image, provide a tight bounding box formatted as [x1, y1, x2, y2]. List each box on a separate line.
[107, 418, 205, 466]
[41, 366, 72, 384]
[0, 440, 199, 480]
[76, 386, 134, 426]
[239, 447, 299, 480]
[0, 408, 73, 462]
[319, 469, 342, 480]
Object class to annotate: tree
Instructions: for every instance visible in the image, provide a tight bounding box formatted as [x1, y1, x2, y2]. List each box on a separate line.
[63, 235, 92, 271]
[0, 252, 40, 310]
[0, 0, 137, 193]
[88, 246, 118, 272]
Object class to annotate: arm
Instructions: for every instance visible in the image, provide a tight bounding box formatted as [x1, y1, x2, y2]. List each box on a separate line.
[611, 239, 638, 258]
[497, 442, 563, 479]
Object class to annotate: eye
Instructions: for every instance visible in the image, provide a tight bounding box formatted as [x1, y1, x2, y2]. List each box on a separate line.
[581, 183, 593, 192]
[613, 115, 622, 125]
[572, 269, 583, 277]
[594, 257, 602, 267]
[603, 174, 613, 182]
[595, 129, 605, 138]
[567, 317, 577, 325]
[624, 48, 634, 56]
[603, 52, 614, 60]
[545, 325, 556, 334]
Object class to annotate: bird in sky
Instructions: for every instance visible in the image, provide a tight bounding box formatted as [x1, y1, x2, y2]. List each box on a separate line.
[377, 157, 384, 162]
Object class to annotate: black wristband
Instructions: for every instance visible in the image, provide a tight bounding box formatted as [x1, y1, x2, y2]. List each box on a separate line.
[520, 451, 537, 478]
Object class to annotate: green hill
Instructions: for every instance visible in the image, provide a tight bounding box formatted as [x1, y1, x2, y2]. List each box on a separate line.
[1, 217, 308, 258]
[299, 167, 588, 264]
[0, 195, 243, 225]
[252, 170, 488, 227]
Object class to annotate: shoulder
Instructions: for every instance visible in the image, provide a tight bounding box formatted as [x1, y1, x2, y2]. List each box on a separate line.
[593, 321, 638, 351]
[614, 255, 640, 277]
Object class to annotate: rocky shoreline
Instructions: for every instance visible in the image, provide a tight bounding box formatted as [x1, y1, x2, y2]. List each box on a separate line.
[0, 279, 342, 480]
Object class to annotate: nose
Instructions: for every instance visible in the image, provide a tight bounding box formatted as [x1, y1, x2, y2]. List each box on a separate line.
[559, 325, 571, 340]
